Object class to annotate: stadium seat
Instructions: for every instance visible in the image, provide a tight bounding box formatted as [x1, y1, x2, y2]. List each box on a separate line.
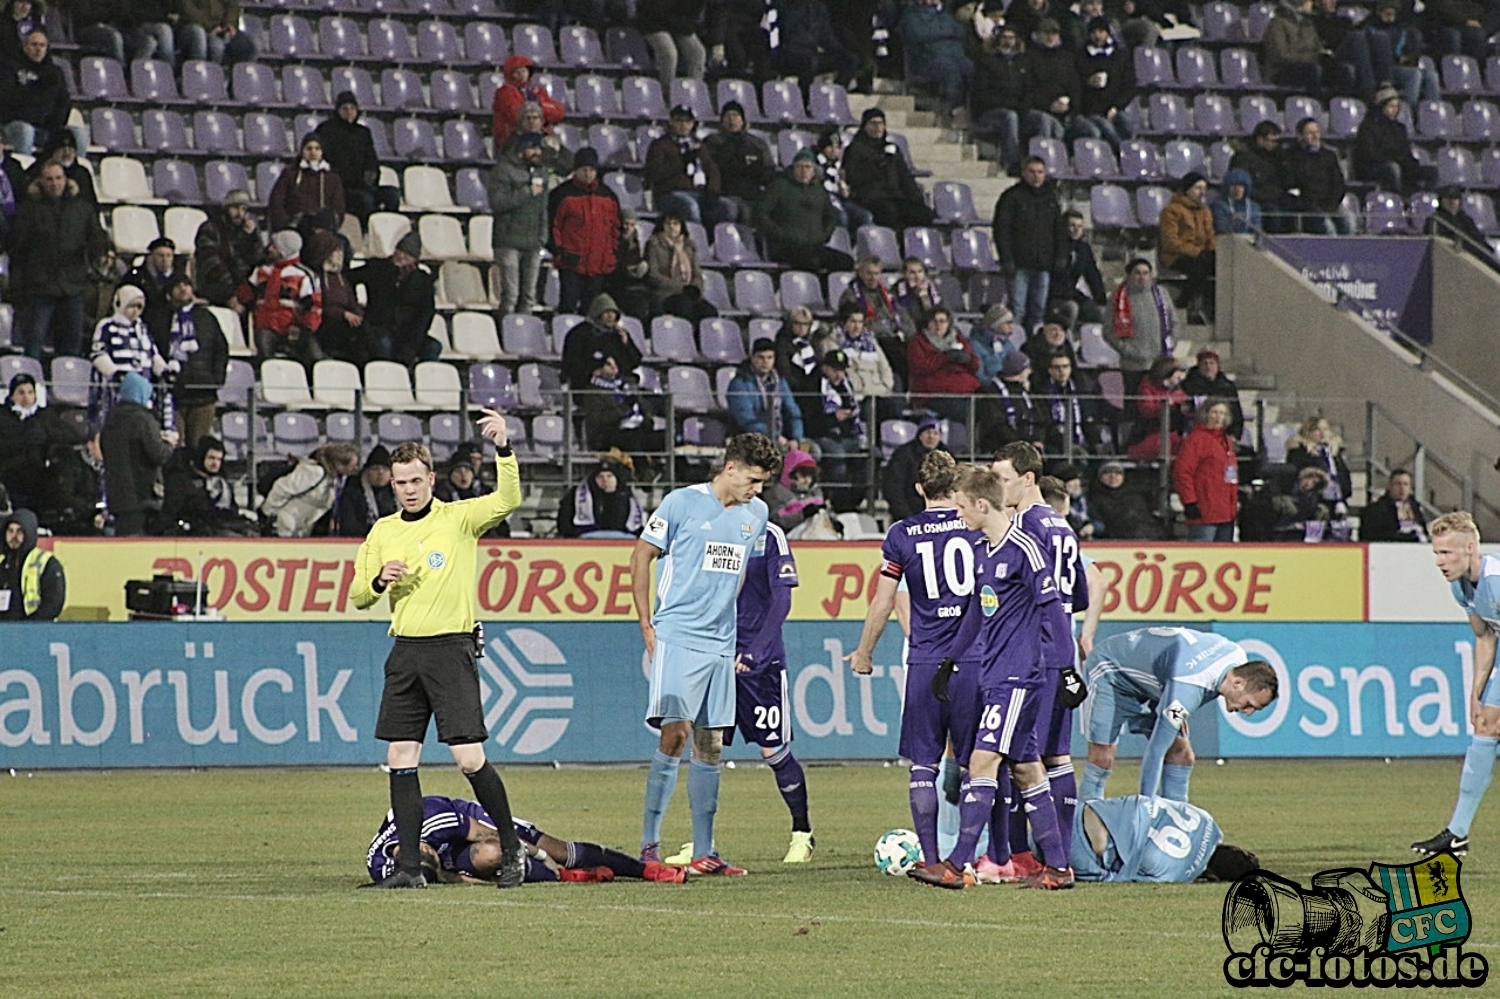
[1442, 54, 1484, 95]
[621, 75, 669, 121]
[366, 212, 413, 259]
[516, 361, 563, 410]
[418, 214, 468, 261]
[365, 360, 425, 411]
[403, 165, 459, 211]
[211, 306, 252, 358]
[1164, 140, 1207, 180]
[1136, 186, 1173, 229]
[809, 82, 854, 126]
[181, 59, 229, 104]
[880, 419, 918, 460]
[762, 80, 810, 124]
[668, 365, 717, 413]
[1073, 138, 1119, 180]
[450, 311, 503, 359]
[439, 262, 490, 309]
[369, 18, 416, 63]
[512, 23, 559, 66]
[414, 361, 463, 410]
[218, 358, 256, 409]
[733, 270, 778, 312]
[604, 25, 653, 73]
[1436, 146, 1479, 188]
[950, 228, 999, 271]
[1175, 47, 1219, 89]
[713, 223, 764, 265]
[311, 359, 362, 410]
[271, 13, 319, 59]
[778, 270, 825, 312]
[243, 112, 291, 159]
[98, 157, 161, 205]
[163, 206, 207, 250]
[856, 225, 901, 266]
[153, 162, 202, 204]
[393, 117, 439, 160]
[574, 74, 620, 118]
[701, 270, 734, 314]
[698, 318, 746, 364]
[1191, 94, 1236, 138]
[465, 23, 509, 66]
[682, 414, 728, 449]
[667, 78, 713, 122]
[714, 366, 736, 411]
[716, 78, 766, 121]
[501, 313, 554, 359]
[1146, 93, 1191, 136]
[1090, 184, 1139, 231]
[1418, 100, 1461, 140]
[132, 58, 187, 105]
[468, 362, 519, 409]
[260, 359, 318, 409]
[650, 316, 700, 364]
[465, 216, 493, 261]
[455, 168, 488, 212]
[1327, 97, 1365, 139]
[902, 227, 949, 271]
[428, 413, 464, 462]
[47, 356, 89, 408]
[1077, 323, 1120, 368]
[272, 411, 320, 453]
[560, 24, 612, 69]
[1133, 47, 1175, 89]
[1118, 140, 1163, 182]
[431, 70, 478, 115]
[110, 206, 162, 256]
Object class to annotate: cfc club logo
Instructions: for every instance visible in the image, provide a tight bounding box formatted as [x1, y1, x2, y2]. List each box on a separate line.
[478, 627, 574, 755]
[1221, 852, 1488, 988]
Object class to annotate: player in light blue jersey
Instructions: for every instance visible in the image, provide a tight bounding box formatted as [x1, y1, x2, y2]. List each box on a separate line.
[1413, 512, 1500, 858]
[631, 433, 780, 877]
[1079, 627, 1278, 803]
[1070, 794, 1259, 883]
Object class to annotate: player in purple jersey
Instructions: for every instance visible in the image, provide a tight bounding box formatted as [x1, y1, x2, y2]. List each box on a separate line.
[365, 796, 687, 885]
[910, 465, 1073, 890]
[847, 450, 984, 873]
[982, 444, 1093, 883]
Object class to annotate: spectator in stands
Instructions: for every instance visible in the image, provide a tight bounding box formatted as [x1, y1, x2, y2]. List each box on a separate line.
[157, 435, 256, 537]
[806, 348, 865, 508]
[644, 212, 715, 324]
[706, 0, 771, 82]
[1363, 0, 1438, 111]
[0, 131, 25, 221]
[814, 129, 872, 241]
[195, 190, 265, 309]
[1157, 172, 1216, 323]
[970, 0, 1009, 53]
[1272, 466, 1341, 542]
[562, 292, 641, 387]
[1065, 0, 1115, 50]
[820, 301, 896, 407]
[512, 102, 573, 173]
[1126, 356, 1190, 460]
[1006, 0, 1059, 44]
[969, 23, 1043, 177]
[88, 284, 168, 432]
[73, 2, 175, 69]
[1037, 349, 1103, 454]
[430, 442, 509, 538]
[240, 230, 322, 365]
[907, 306, 981, 423]
[12, 159, 108, 359]
[335, 445, 396, 539]
[0, 507, 62, 619]
[492, 56, 565, 151]
[767, 0, 860, 101]
[882, 414, 951, 521]
[1426, 185, 1489, 252]
[761, 449, 830, 533]
[983, 350, 1048, 452]
[549, 148, 620, 316]
[1105, 258, 1174, 396]
[27, 130, 93, 206]
[268, 135, 345, 235]
[1029, 19, 1085, 141]
[1172, 399, 1238, 541]
[638, 0, 707, 94]
[1049, 210, 1108, 329]
[776, 306, 826, 420]
[490, 131, 553, 318]
[899, 0, 973, 127]
[122, 236, 189, 355]
[1281, 117, 1350, 234]
[1229, 122, 1291, 233]
[164, 275, 227, 451]
[261, 441, 360, 539]
[728, 337, 805, 447]
[578, 355, 663, 464]
[843, 107, 937, 229]
[1091, 460, 1160, 539]
[100, 372, 176, 536]
[703, 101, 776, 222]
[994, 156, 1068, 335]
[1361, 468, 1429, 542]
[890, 257, 941, 339]
[1262, 0, 1328, 94]
[836, 254, 904, 380]
[558, 454, 646, 539]
[1311, 0, 1372, 94]
[0, 1, 41, 68]
[970, 303, 1018, 387]
[1353, 86, 1437, 196]
[351, 232, 438, 366]
[0, 371, 50, 505]
[178, 0, 257, 66]
[1211, 168, 1262, 235]
[1075, 16, 1134, 150]
[313, 93, 397, 226]
[1287, 414, 1352, 509]
[1181, 348, 1244, 440]
[0, 28, 65, 155]
[1428, 0, 1500, 62]
[757, 148, 853, 275]
[37, 426, 105, 535]
[1023, 312, 1079, 379]
[605, 206, 652, 320]
[645, 105, 734, 228]
[306, 231, 363, 366]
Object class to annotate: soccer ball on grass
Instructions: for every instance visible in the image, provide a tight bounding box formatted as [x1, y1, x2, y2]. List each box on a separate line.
[873, 829, 922, 876]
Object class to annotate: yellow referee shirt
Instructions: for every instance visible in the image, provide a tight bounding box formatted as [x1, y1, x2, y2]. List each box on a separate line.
[352, 454, 521, 637]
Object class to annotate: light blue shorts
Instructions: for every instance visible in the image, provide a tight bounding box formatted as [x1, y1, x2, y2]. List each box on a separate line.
[646, 638, 736, 730]
[1078, 665, 1154, 747]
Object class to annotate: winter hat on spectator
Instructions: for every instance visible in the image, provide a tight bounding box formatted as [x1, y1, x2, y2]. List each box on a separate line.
[793, 147, 817, 164]
[721, 100, 745, 119]
[1374, 84, 1401, 107]
[394, 231, 422, 259]
[860, 107, 885, 125]
[1178, 171, 1207, 192]
[918, 414, 943, 434]
[363, 445, 391, 470]
[1087, 16, 1112, 32]
[148, 236, 174, 253]
[1037, 17, 1062, 33]
[517, 100, 544, 121]
[817, 128, 841, 151]
[573, 146, 600, 169]
[780, 449, 818, 487]
[670, 104, 696, 120]
[1098, 460, 1125, 478]
[271, 229, 302, 258]
[222, 189, 251, 207]
[1001, 351, 1031, 378]
[112, 283, 146, 316]
[118, 371, 152, 407]
[516, 131, 544, 151]
[1197, 348, 1220, 363]
[335, 91, 358, 109]
[821, 348, 849, 369]
[1438, 184, 1463, 202]
[983, 303, 1014, 330]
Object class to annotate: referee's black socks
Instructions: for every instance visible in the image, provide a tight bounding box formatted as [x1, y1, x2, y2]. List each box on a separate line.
[390, 767, 425, 874]
[466, 764, 523, 854]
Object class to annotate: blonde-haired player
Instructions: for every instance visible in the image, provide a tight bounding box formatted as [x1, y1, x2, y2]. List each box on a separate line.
[1413, 512, 1500, 858]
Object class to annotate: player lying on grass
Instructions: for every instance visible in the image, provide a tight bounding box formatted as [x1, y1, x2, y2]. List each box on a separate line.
[1070, 793, 1261, 883]
[365, 795, 687, 885]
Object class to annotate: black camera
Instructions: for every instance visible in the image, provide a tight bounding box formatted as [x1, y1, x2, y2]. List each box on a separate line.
[1223, 869, 1391, 956]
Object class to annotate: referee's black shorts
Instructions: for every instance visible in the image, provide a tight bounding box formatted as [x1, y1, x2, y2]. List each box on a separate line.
[375, 634, 488, 745]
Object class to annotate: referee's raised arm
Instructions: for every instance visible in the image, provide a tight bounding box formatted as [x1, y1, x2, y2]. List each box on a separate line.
[456, 408, 523, 538]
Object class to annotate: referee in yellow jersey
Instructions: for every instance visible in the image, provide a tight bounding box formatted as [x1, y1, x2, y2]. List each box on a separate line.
[354, 407, 527, 889]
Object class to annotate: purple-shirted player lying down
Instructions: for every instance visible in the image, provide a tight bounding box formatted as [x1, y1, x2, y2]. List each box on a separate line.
[365, 796, 686, 885]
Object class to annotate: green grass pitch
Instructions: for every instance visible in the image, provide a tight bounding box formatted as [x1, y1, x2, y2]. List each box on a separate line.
[1, 759, 1493, 998]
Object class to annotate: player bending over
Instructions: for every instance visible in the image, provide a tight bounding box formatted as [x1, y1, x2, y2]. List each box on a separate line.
[1413, 512, 1500, 858]
[366, 796, 686, 885]
[1070, 793, 1260, 883]
[1079, 627, 1278, 804]
[632, 433, 780, 876]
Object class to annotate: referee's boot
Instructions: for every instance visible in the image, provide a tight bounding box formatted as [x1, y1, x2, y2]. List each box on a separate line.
[495, 842, 528, 889]
[361, 869, 427, 889]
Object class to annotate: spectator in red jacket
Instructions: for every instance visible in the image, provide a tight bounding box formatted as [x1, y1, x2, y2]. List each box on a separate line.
[907, 306, 980, 423]
[491, 54, 565, 150]
[1171, 399, 1238, 542]
[547, 148, 620, 315]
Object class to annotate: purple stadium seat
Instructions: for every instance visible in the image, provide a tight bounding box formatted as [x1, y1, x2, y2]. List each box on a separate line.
[218, 359, 255, 410]
[573, 74, 620, 118]
[932, 181, 981, 225]
[503, 313, 556, 360]
[1191, 93, 1236, 137]
[1136, 185, 1173, 228]
[465, 23, 508, 66]
[1028, 136, 1070, 177]
[701, 270, 734, 314]
[778, 270, 825, 311]
[512, 23, 559, 67]
[1463, 100, 1500, 141]
[1328, 97, 1365, 139]
[1221, 48, 1269, 90]
[1481, 148, 1500, 187]
[560, 25, 612, 68]
[950, 228, 999, 271]
[1436, 146, 1479, 188]
[809, 82, 855, 126]
[365, 119, 397, 159]
[455, 167, 487, 211]
[1174, 47, 1218, 89]
[1408, 191, 1439, 232]
[1090, 183, 1139, 230]
[604, 26, 653, 73]
[255, 161, 286, 204]
[1441, 54, 1484, 95]
[1463, 193, 1499, 235]
[430, 70, 478, 114]
[1164, 140, 1206, 179]
[880, 419, 918, 460]
[293, 114, 324, 146]
[716, 78, 765, 121]
[90, 108, 141, 152]
[1147, 93, 1191, 135]
[233, 62, 280, 106]
[699, 319, 746, 364]
[650, 316, 700, 363]
[469, 363, 519, 410]
[205, 160, 251, 204]
[377, 413, 424, 447]
[273, 411, 320, 453]
[368, 19, 415, 62]
[142, 110, 189, 153]
[1418, 100, 1460, 140]
[532, 73, 570, 111]
[1134, 47, 1175, 89]
[1238, 95, 1282, 130]
[667, 366, 717, 413]
[1072, 138, 1120, 179]
[888, 133, 928, 176]
[1364, 191, 1406, 234]
[393, 118, 439, 159]
[903, 227, 949, 271]
[442, 120, 485, 162]
[682, 415, 728, 448]
[714, 223, 764, 265]
[621, 76, 668, 120]
[669, 78, 715, 122]
[1118, 139, 1164, 181]
[1201, 1, 1242, 42]
[418, 21, 464, 64]
[182, 60, 229, 105]
[587, 124, 633, 168]
[270, 14, 318, 59]
[381, 69, 427, 112]
[278, 65, 328, 109]
[554, 122, 587, 152]
[968, 272, 1007, 309]
[762, 80, 810, 124]
[80, 56, 129, 102]
[856, 224, 901, 265]
[243, 113, 291, 158]
[732, 270, 777, 312]
[602, 169, 645, 210]
[1245, 1, 1276, 41]
[318, 16, 370, 62]
[1283, 95, 1324, 131]
[329, 65, 376, 111]
[153, 161, 202, 203]
[1208, 140, 1235, 181]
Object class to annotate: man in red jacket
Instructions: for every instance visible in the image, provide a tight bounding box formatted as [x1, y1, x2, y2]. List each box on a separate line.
[1171, 399, 1239, 542]
[548, 148, 620, 316]
[491, 55, 565, 150]
[907, 306, 980, 424]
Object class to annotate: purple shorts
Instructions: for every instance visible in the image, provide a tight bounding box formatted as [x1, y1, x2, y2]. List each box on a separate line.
[899, 659, 982, 767]
[726, 665, 790, 748]
[973, 682, 1041, 762]
[1030, 668, 1074, 759]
